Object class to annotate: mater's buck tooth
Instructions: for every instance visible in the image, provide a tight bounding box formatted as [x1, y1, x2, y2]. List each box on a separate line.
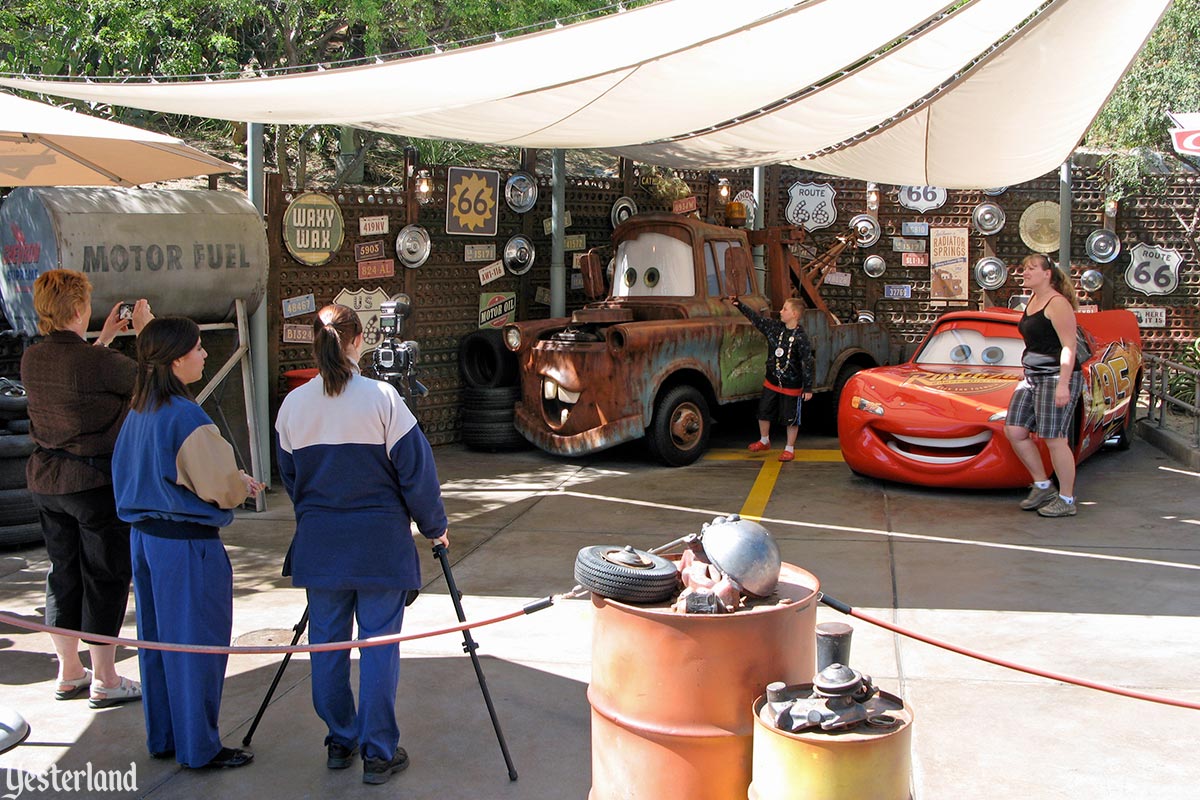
[557, 386, 580, 404]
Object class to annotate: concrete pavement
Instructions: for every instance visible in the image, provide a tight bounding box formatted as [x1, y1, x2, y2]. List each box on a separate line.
[1, 419, 1199, 799]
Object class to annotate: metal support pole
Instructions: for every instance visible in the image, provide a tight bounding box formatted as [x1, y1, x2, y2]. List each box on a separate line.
[247, 122, 271, 488]
[551, 149, 566, 318]
[753, 166, 768, 298]
[1058, 160, 1072, 267]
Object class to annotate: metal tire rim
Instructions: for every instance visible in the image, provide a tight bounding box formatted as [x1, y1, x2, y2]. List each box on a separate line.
[669, 401, 704, 451]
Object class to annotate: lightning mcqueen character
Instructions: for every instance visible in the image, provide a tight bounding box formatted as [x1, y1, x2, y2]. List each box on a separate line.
[837, 308, 1143, 488]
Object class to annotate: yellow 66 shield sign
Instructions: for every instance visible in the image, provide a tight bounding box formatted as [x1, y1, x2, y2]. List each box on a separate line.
[446, 167, 500, 237]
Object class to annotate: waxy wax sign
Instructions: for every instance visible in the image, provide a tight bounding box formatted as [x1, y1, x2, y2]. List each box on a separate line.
[284, 192, 345, 266]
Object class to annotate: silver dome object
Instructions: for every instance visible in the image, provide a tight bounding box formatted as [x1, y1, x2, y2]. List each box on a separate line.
[699, 514, 781, 597]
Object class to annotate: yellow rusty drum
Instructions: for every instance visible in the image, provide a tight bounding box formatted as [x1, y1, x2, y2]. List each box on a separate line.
[749, 689, 913, 800]
[588, 562, 819, 800]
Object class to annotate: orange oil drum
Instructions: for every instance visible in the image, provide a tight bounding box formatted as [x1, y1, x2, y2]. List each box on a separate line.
[587, 561, 819, 800]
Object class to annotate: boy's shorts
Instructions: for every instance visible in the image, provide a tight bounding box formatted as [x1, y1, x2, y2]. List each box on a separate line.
[757, 387, 803, 427]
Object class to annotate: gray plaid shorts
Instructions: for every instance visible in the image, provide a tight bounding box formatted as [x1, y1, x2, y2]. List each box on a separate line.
[1007, 371, 1083, 438]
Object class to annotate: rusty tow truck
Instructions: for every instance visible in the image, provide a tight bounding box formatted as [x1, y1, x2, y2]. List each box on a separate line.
[502, 213, 901, 465]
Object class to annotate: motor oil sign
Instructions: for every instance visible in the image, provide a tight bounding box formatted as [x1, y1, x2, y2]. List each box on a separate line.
[785, 181, 837, 231]
[479, 292, 516, 328]
[1125, 243, 1182, 296]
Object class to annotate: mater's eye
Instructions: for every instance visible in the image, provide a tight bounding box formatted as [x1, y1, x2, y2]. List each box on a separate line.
[623, 268, 637, 287]
[981, 346, 1006, 365]
[644, 267, 660, 287]
[949, 344, 972, 363]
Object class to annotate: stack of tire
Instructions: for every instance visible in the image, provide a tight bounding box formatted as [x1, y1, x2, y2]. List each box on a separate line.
[0, 378, 41, 547]
[457, 329, 528, 452]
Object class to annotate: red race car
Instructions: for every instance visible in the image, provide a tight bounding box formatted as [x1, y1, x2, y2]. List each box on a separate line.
[838, 308, 1143, 488]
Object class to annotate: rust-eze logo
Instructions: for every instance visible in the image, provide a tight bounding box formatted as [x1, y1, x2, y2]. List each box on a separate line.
[902, 371, 1016, 393]
[3, 223, 41, 264]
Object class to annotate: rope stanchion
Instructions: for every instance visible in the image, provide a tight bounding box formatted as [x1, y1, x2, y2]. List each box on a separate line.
[819, 593, 1200, 712]
[0, 595, 561, 656]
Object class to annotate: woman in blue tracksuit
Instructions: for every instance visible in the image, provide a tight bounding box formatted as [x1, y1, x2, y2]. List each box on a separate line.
[275, 303, 449, 786]
[112, 317, 261, 769]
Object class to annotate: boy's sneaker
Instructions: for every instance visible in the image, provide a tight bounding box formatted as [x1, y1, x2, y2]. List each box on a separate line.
[362, 747, 409, 785]
[747, 441, 770, 452]
[1019, 485, 1058, 511]
[327, 742, 358, 770]
[1037, 496, 1077, 517]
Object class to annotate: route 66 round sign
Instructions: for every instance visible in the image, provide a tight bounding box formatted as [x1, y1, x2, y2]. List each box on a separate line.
[1125, 243, 1182, 296]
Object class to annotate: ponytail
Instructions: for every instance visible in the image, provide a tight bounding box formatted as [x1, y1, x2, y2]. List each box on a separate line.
[312, 304, 362, 396]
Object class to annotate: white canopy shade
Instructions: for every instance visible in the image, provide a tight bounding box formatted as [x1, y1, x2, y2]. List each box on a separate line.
[0, 92, 235, 187]
[0, 0, 1171, 188]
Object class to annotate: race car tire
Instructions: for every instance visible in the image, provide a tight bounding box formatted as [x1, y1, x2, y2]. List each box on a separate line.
[0, 433, 36, 460]
[0, 522, 43, 548]
[574, 545, 679, 604]
[458, 330, 519, 389]
[461, 385, 521, 411]
[0, 380, 28, 422]
[0, 488, 37, 527]
[5, 418, 30, 434]
[647, 385, 710, 467]
[0, 456, 28, 490]
[460, 421, 529, 451]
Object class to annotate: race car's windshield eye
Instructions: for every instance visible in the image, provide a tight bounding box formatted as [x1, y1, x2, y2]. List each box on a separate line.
[981, 346, 1006, 365]
[916, 328, 1023, 367]
[623, 267, 637, 288]
[644, 267, 660, 287]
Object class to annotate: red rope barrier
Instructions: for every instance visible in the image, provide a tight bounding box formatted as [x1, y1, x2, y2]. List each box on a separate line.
[0, 606, 534, 655]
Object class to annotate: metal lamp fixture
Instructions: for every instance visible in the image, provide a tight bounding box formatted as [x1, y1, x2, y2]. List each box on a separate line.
[717, 178, 731, 200]
[865, 182, 880, 213]
[414, 169, 434, 205]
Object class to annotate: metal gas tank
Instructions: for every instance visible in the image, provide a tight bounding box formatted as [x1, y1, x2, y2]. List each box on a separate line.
[0, 186, 267, 335]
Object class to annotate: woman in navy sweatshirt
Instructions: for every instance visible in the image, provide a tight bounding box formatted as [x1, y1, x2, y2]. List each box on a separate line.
[275, 303, 449, 786]
[112, 317, 261, 770]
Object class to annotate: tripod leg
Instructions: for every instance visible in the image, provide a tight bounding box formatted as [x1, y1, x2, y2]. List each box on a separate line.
[242, 607, 309, 747]
[433, 544, 518, 781]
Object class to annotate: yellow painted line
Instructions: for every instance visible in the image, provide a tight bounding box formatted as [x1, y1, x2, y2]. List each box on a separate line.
[740, 459, 782, 521]
[705, 448, 844, 462]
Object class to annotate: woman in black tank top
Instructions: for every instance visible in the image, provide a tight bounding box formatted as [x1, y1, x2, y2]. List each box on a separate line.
[1003, 254, 1083, 518]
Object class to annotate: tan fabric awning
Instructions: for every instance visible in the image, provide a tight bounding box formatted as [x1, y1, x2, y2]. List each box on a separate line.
[0, 0, 1171, 188]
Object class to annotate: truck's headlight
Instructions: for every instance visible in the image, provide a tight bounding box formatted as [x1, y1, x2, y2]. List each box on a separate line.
[504, 326, 522, 351]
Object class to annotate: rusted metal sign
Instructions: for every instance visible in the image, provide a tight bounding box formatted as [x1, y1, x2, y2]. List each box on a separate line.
[672, 196, 699, 215]
[354, 239, 385, 262]
[901, 221, 929, 237]
[357, 258, 395, 280]
[901, 252, 929, 267]
[478, 260, 505, 286]
[564, 234, 587, 251]
[478, 292, 516, 328]
[464, 243, 496, 262]
[542, 211, 572, 235]
[282, 323, 314, 343]
[283, 192, 344, 265]
[891, 237, 926, 253]
[281, 293, 316, 318]
[359, 215, 389, 236]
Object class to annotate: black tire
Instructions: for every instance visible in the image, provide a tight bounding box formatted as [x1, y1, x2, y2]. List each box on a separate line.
[0, 487, 37, 526]
[0, 433, 36, 459]
[458, 329, 519, 389]
[817, 362, 865, 433]
[460, 421, 529, 451]
[0, 456, 28, 490]
[6, 418, 30, 434]
[0, 521, 43, 548]
[574, 545, 680, 604]
[461, 385, 521, 411]
[646, 385, 710, 467]
[0, 380, 28, 422]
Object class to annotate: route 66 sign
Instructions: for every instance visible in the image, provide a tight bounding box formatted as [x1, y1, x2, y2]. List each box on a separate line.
[333, 286, 391, 354]
[1125, 243, 1183, 296]
[446, 167, 500, 236]
[898, 185, 948, 213]
[785, 181, 837, 231]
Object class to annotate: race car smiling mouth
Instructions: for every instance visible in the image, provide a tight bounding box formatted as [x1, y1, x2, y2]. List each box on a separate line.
[540, 376, 582, 430]
[884, 431, 993, 464]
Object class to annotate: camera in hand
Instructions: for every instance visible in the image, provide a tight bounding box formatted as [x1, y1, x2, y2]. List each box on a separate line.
[118, 302, 135, 321]
[371, 296, 429, 403]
